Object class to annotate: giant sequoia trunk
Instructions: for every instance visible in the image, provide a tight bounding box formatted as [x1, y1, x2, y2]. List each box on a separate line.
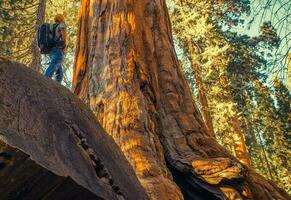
[73, 1, 290, 199]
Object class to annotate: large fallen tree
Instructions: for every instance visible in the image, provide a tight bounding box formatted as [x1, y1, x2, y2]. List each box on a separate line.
[0, 58, 148, 200]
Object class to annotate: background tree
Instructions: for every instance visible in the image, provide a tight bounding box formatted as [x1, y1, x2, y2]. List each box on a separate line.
[274, 78, 291, 144]
[246, 0, 291, 79]
[168, 0, 252, 167]
[168, 0, 290, 193]
[30, 0, 46, 71]
[251, 79, 290, 187]
[0, 0, 39, 67]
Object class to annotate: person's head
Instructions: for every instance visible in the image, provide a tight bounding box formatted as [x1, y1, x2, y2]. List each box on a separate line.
[54, 14, 65, 23]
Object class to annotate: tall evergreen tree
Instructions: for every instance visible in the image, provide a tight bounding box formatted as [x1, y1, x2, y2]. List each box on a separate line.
[252, 79, 290, 191]
[0, 0, 40, 67]
[169, 0, 252, 167]
[274, 78, 291, 144]
[168, 0, 290, 193]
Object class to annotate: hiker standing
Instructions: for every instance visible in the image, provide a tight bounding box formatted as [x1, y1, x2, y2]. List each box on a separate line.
[41, 14, 67, 83]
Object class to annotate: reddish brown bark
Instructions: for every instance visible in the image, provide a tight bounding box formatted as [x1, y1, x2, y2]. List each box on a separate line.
[231, 116, 251, 167]
[73, 1, 290, 199]
[73, 1, 184, 199]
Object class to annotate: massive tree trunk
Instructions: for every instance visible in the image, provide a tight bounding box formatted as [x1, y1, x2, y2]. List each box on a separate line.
[0, 58, 148, 200]
[73, 1, 290, 199]
[74, 1, 184, 199]
[30, 0, 46, 71]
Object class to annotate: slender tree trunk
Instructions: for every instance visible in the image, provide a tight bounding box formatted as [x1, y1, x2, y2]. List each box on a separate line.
[225, 86, 252, 168]
[188, 39, 251, 167]
[258, 132, 275, 180]
[30, 0, 46, 71]
[231, 115, 251, 167]
[73, 1, 290, 199]
[243, 117, 273, 178]
[188, 40, 216, 138]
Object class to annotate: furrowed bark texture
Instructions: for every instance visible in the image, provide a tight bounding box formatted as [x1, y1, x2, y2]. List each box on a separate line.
[74, 1, 184, 199]
[0, 58, 148, 200]
[73, 1, 290, 199]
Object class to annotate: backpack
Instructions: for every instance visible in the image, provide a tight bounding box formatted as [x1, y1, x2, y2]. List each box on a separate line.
[37, 23, 59, 54]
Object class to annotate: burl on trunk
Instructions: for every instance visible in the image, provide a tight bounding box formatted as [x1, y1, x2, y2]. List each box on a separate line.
[73, 0, 290, 199]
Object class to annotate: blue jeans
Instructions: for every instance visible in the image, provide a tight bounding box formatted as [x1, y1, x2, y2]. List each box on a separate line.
[44, 47, 64, 83]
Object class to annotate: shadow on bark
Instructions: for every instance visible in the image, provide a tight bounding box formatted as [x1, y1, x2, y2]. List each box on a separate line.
[0, 140, 101, 200]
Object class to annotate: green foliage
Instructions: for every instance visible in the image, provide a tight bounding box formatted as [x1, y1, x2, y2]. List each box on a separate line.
[0, 0, 38, 64]
[246, 0, 290, 78]
[168, 0, 290, 193]
[274, 78, 291, 144]
[260, 22, 281, 48]
[0, 0, 80, 87]
[251, 80, 290, 191]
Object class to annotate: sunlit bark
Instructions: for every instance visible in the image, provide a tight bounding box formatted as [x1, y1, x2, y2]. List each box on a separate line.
[73, 1, 290, 199]
[231, 116, 251, 167]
